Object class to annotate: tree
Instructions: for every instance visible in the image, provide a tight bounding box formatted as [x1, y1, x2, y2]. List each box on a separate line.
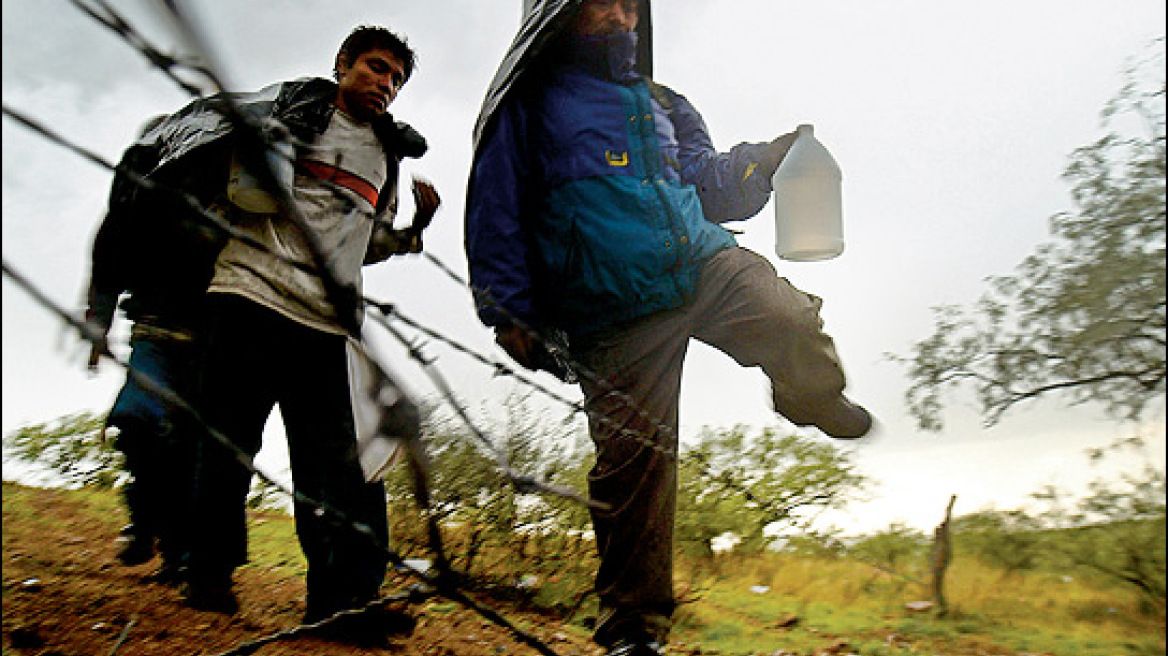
[951, 509, 1044, 575]
[676, 425, 870, 558]
[2, 411, 122, 489]
[848, 521, 929, 575]
[898, 47, 1166, 431]
[384, 393, 595, 583]
[4, 410, 295, 512]
[383, 400, 498, 562]
[1030, 437, 1166, 613]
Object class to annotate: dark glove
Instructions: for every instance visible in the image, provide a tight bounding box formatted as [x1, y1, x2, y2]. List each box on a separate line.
[757, 131, 798, 179]
[496, 324, 536, 370]
[495, 323, 575, 382]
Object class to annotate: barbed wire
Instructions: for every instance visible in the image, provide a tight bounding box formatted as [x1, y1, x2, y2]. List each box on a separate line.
[7, 0, 623, 521]
[211, 586, 429, 656]
[415, 252, 856, 523]
[2, 257, 465, 647]
[1, 99, 596, 519]
[11, 0, 829, 557]
[4, 1, 579, 653]
[2, 1, 871, 653]
[3, 214, 572, 655]
[73, 0, 808, 522]
[367, 306, 607, 510]
[69, 0, 212, 97]
[15, 2, 734, 654]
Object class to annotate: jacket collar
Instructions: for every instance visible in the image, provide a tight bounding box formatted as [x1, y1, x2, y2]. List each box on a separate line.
[557, 31, 640, 83]
[272, 77, 427, 160]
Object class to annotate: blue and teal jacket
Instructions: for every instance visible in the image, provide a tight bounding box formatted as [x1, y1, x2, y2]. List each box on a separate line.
[465, 30, 777, 340]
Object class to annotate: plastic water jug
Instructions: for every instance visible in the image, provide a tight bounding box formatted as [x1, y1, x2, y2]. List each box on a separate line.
[772, 124, 844, 261]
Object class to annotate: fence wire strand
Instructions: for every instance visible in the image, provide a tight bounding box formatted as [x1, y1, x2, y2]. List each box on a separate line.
[1, 2, 852, 653]
[69, 0, 211, 97]
[4, 2, 578, 653]
[3, 78, 796, 656]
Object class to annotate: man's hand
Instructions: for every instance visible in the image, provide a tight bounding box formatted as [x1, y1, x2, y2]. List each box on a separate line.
[82, 308, 111, 373]
[87, 344, 103, 372]
[759, 131, 798, 178]
[363, 178, 439, 262]
[411, 176, 440, 231]
[495, 324, 536, 370]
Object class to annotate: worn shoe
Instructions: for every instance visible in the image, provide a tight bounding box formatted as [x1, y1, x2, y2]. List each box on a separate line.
[776, 394, 872, 439]
[181, 578, 239, 615]
[304, 605, 416, 648]
[115, 534, 155, 566]
[809, 397, 872, 439]
[607, 639, 664, 656]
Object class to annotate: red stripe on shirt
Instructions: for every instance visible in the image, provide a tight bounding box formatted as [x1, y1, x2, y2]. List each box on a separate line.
[297, 159, 379, 208]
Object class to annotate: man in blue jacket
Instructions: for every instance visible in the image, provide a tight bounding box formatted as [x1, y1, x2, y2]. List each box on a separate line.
[465, 1, 871, 654]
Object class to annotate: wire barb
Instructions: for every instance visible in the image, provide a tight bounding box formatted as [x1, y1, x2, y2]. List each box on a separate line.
[3, 4, 829, 654]
[68, 0, 210, 97]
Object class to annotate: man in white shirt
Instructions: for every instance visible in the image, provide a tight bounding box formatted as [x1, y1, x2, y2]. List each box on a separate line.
[143, 25, 441, 648]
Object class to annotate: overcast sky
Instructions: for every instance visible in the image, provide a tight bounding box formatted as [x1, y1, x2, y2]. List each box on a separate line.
[3, 0, 1164, 534]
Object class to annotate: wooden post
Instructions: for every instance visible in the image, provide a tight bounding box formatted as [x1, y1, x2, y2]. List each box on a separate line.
[930, 494, 957, 616]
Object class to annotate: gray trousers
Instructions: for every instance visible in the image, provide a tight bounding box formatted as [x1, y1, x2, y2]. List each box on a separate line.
[572, 246, 848, 646]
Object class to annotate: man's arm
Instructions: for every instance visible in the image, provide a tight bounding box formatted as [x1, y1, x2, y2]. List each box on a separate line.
[84, 138, 161, 370]
[86, 196, 138, 371]
[364, 177, 441, 262]
[365, 118, 437, 265]
[85, 214, 124, 371]
[464, 99, 536, 330]
[662, 85, 795, 223]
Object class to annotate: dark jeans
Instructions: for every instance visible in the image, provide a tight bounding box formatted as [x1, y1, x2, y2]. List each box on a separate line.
[109, 332, 200, 565]
[188, 294, 390, 616]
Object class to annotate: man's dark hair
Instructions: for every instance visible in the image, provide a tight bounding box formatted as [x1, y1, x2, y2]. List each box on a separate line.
[334, 25, 417, 82]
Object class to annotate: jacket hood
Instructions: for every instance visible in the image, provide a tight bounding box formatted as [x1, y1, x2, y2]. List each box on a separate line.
[472, 0, 652, 151]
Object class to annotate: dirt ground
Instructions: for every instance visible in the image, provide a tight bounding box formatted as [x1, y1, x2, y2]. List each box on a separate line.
[2, 484, 611, 656]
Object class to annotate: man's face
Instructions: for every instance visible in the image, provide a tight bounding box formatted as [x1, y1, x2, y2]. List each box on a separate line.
[335, 48, 407, 123]
[573, 0, 638, 36]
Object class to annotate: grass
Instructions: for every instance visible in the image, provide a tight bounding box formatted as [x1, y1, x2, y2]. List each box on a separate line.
[5, 482, 1164, 656]
[669, 553, 1165, 655]
[1, 481, 124, 535]
[1, 480, 307, 577]
[242, 510, 308, 577]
